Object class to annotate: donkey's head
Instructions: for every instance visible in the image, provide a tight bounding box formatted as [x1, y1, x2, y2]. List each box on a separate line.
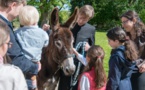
[49, 7, 78, 75]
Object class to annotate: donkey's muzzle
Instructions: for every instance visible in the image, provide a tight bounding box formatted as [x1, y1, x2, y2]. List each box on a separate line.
[65, 66, 76, 75]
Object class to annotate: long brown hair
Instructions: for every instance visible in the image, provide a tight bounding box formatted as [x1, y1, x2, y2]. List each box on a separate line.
[107, 27, 138, 61]
[0, 19, 11, 63]
[83, 45, 106, 88]
[121, 10, 145, 40]
[0, 19, 10, 46]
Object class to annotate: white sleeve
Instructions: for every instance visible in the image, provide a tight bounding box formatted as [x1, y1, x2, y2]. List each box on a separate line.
[79, 75, 90, 90]
[13, 68, 28, 90]
[43, 32, 49, 47]
[77, 54, 87, 66]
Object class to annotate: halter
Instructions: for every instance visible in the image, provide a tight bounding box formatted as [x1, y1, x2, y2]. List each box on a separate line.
[65, 54, 75, 58]
[43, 44, 77, 84]
[53, 50, 75, 76]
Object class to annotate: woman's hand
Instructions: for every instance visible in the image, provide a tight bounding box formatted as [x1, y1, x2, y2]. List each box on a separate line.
[139, 63, 145, 73]
[36, 61, 41, 71]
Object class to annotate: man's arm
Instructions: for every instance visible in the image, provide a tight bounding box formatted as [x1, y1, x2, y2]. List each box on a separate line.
[90, 26, 96, 45]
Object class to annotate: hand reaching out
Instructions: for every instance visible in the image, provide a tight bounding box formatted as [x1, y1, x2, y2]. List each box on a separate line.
[42, 24, 50, 31]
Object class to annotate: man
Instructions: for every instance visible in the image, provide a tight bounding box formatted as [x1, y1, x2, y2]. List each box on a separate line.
[0, 0, 38, 89]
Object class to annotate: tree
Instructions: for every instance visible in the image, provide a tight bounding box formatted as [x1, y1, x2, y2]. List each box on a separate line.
[27, 0, 71, 27]
[70, 0, 145, 30]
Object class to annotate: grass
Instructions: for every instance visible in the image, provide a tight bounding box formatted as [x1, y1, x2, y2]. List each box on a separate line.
[95, 31, 111, 75]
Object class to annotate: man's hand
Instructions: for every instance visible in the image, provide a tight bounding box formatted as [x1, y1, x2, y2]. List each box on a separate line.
[42, 24, 50, 31]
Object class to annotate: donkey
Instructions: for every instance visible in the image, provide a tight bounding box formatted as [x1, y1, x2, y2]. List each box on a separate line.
[37, 7, 79, 90]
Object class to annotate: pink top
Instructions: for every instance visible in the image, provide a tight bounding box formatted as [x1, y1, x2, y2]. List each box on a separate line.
[78, 67, 106, 90]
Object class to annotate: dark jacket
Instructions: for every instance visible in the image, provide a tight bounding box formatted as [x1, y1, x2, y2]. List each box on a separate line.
[0, 15, 38, 75]
[106, 46, 136, 90]
[58, 23, 96, 90]
[72, 23, 95, 47]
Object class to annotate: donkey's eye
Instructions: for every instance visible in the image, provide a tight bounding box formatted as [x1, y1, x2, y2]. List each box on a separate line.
[55, 40, 62, 49]
[56, 41, 61, 46]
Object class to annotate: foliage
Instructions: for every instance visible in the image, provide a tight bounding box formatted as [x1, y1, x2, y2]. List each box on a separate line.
[70, 0, 145, 30]
[59, 11, 71, 24]
[27, 0, 71, 27]
[13, 0, 145, 30]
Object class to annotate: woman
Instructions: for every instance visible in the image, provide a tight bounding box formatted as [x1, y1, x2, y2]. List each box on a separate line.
[0, 19, 28, 90]
[121, 10, 145, 90]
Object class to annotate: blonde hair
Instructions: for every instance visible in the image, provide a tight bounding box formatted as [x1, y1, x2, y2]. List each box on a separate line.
[19, 5, 39, 26]
[0, 0, 27, 8]
[79, 5, 94, 19]
[0, 19, 10, 46]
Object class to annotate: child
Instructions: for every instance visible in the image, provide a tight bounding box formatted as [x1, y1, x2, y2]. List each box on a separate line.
[106, 27, 138, 90]
[15, 5, 49, 89]
[0, 19, 28, 90]
[73, 45, 106, 90]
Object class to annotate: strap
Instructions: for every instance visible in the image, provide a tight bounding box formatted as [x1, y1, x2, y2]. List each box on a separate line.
[70, 42, 86, 90]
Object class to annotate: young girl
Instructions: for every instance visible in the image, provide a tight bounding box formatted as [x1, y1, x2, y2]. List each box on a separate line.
[106, 27, 138, 90]
[73, 45, 106, 90]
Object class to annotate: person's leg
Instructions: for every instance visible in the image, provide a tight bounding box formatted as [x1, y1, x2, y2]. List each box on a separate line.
[25, 74, 37, 90]
[138, 72, 145, 90]
[26, 79, 33, 90]
[31, 75, 37, 90]
[131, 72, 145, 90]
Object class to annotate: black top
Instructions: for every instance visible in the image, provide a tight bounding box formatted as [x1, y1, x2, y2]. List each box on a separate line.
[71, 23, 81, 46]
[71, 23, 96, 47]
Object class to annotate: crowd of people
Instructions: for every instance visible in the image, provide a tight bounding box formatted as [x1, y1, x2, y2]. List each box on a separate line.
[0, 0, 145, 90]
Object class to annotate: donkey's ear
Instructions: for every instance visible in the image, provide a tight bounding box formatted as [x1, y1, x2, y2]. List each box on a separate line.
[50, 7, 60, 31]
[63, 7, 79, 29]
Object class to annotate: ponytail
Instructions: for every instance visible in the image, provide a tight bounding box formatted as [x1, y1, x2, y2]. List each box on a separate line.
[95, 57, 106, 88]
[83, 45, 106, 88]
[124, 40, 138, 61]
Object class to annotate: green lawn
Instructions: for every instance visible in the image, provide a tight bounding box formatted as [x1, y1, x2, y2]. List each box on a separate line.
[95, 31, 111, 75]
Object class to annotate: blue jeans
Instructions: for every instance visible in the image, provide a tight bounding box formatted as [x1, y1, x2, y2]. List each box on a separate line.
[26, 79, 36, 90]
